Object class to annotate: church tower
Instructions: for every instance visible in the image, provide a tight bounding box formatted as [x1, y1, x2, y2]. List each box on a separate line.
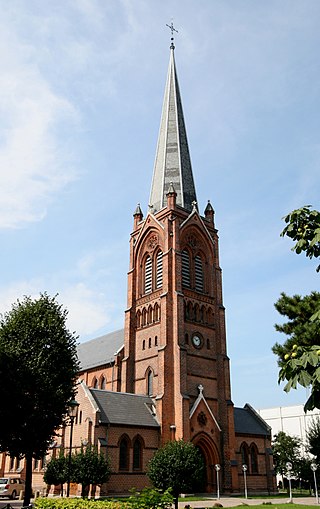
[121, 38, 239, 492]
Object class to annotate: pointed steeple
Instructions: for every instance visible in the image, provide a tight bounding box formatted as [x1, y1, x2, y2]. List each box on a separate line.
[149, 43, 197, 214]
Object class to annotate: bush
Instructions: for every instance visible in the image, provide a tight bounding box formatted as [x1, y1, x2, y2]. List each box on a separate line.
[127, 487, 173, 509]
[35, 498, 126, 509]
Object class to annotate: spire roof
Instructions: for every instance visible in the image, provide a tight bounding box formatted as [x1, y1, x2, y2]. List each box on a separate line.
[149, 44, 197, 214]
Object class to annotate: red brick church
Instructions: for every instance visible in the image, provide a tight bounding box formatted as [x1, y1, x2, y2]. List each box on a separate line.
[72, 39, 275, 496]
[1, 40, 275, 496]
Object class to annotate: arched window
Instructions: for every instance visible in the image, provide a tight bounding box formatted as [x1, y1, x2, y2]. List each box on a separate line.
[181, 250, 191, 288]
[194, 303, 200, 322]
[147, 369, 153, 396]
[240, 442, 249, 469]
[133, 436, 143, 470]
[148, 337, 152, 348]
[119, 436, 130, 471]
[136, 310, 141, 328]
[148, 305, 153, 324]
[195, 255, 204, 293]
[155, 336, 158, 346]
[250, 444, 259, 473]
[207, 307, 214, 325]
[156, 251, 163, 289]
[93, 378, 98, 389]
[154, 303, 160, 322]
[142, 308, 147, 326]
[100, 376, 106, 390]
[144, 255, 152, 294]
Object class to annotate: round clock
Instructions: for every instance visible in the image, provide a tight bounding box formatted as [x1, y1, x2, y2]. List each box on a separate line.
[192, 334, 202, 348]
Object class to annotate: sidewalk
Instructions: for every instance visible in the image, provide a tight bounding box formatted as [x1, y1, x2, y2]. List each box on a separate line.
[178, 496, 319, 507]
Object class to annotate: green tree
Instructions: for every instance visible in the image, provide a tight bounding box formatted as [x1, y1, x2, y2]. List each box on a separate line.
[278, 344, 320, 411]
[0, 293, 79, 506]
[275, 207, 320, 411]
[44, 451, 68, 496]
[272, 292, 320, 365]
[272, 431, 302, 487]
[307, 417, 320, 463]
[71, 444, 111, 498]
[147, 440, 205, 509]
[296, 456, 313, 492]
[281, 205, 320, 272]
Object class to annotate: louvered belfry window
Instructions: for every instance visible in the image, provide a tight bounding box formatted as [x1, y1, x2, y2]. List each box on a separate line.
[156, 251, 163, 288]
[195, 255, 204, 293]
[181, 250, 191, 288]
[145, 256, 152, 294]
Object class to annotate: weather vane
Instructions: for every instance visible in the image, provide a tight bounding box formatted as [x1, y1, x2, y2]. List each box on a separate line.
[166, 20, 178, 49]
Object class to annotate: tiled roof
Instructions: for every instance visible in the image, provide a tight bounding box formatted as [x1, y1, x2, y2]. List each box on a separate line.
[77, 329, 124, 371]
[90, 389, 160, 428]
[234, 404, 271, 436]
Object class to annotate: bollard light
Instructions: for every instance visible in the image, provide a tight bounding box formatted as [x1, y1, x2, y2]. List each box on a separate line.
[215, 464, 221, 500]
[242, 464, 248, 499]
[286, 462, 293, 503]
[311, 463, 319, 504]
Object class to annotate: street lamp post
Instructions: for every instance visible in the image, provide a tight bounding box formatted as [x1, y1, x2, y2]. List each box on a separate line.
[66, 399, 79, 497]
[286, 462, 293, 503]
[311, 463, 319, 504]
[242, 464, 248, 499]
[214, 464, 221, 500]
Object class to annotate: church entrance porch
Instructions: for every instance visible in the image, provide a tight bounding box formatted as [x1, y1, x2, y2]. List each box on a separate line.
[193, 434, 220, 494]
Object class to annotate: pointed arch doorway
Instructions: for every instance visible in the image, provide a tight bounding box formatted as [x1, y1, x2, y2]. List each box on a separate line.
[193, 434, 220, 493]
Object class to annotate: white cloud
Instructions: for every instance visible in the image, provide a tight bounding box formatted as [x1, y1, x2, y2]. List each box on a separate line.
[0, 279, 112, 339]
[59, 283, 112, 337]
[0, 14, 78, 229]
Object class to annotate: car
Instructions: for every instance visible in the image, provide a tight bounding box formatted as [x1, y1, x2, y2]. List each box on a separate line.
[0, 477, 25, 499]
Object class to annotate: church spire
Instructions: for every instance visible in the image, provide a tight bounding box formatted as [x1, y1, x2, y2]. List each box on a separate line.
[149, 38, 197, 214]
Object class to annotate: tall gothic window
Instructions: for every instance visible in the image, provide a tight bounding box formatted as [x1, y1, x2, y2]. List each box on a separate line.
[156, 251, 163, 288]
[240, 442, 249, 469]
[181, 250, 191, 288]
[145, 256, 152, 294]
[195, 255, 204, 293]
[133, 437, 143, 470]
[119, 436, 129, 471]
[250, 444, 259, 473]
[147, 369, 153, 396]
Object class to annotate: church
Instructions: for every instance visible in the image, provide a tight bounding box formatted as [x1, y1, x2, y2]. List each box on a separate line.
[1, 38, 275, 496]
[71, 38, 275, 496]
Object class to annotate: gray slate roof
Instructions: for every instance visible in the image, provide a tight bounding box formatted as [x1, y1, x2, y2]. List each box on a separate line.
[90, 389, 160, 428]
[234, 404, 271, 437]
[77, 329, 124, 371]
[149, 45, 197, 214]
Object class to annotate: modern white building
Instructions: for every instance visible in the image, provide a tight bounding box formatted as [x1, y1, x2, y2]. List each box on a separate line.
[258, 405, 320, 452]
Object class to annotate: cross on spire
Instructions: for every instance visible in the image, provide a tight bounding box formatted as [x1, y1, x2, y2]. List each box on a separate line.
[166, 21, 178, 49]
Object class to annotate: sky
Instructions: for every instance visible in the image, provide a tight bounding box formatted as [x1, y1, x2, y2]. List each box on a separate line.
[0, 0, 319, 411]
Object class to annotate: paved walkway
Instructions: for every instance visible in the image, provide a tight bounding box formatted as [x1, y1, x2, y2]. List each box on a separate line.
[178, 496, 319, 507]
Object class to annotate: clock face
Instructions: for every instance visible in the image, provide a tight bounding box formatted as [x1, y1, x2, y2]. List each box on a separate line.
[192, 334, 202, 348]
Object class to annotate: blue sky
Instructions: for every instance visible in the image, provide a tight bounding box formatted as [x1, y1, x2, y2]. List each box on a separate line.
[0, 0, 319, 410]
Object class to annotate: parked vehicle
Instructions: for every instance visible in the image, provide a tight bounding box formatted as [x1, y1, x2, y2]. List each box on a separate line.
[0, 477, 25, 499]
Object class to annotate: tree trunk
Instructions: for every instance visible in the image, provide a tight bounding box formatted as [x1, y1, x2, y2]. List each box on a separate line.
[174, 495, 179, 509]
[23, 452, 33, 506]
